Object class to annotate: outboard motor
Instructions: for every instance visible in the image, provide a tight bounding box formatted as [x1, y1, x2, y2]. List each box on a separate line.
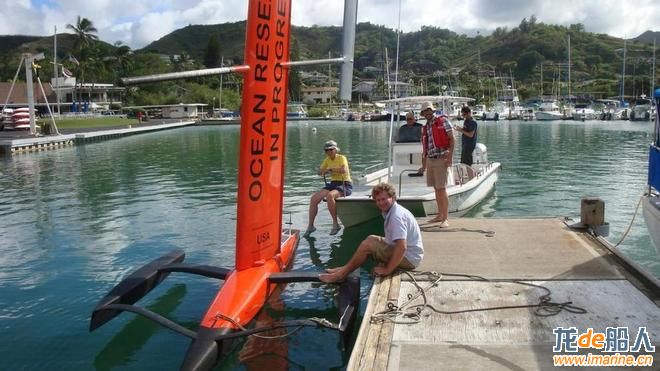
[473, 143, 488, 164]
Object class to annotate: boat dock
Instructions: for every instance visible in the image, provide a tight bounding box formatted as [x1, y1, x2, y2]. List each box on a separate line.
[0, 121, 196, 155]
[349, 217, 660, 370]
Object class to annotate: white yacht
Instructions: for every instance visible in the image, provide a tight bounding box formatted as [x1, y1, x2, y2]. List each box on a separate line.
[535, 99, 563, 121]
[630, 95, 655, 121]
[483, 87, 521, 121]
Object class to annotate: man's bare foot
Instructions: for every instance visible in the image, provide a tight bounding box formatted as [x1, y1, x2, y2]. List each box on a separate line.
[319, 271, 345, 283]
[428, 215, 444, 223]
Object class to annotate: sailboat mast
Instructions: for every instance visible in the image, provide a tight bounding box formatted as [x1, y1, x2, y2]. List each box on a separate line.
[385, 48, 391, 100]
[218, 56, 223, 112]
[393, 0, 401, 99]
[568, 35, 571, 99]
[621, 38, 627, 104]
[651, 39, 656, 100]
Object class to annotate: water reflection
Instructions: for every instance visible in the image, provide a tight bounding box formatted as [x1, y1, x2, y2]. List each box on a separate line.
[0, 120, 658, 370]
[94, 284, 188, 370]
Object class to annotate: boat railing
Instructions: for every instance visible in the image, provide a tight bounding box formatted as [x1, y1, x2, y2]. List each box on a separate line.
[360, 162, 386, 177]
[397, 169, 423, 196]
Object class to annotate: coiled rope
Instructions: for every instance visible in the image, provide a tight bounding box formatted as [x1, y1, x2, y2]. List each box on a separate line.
[370, 270, 587, 325]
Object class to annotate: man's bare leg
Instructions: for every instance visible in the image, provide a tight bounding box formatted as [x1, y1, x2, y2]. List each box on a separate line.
[435, 187, 449, 221]
[320, 236, 377, 283]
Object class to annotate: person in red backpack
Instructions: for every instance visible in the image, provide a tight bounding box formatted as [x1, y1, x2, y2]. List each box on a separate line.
[417, 101, 454, 228]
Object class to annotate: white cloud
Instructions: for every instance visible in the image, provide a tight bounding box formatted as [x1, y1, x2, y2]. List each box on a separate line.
[0, 0, 657, 49]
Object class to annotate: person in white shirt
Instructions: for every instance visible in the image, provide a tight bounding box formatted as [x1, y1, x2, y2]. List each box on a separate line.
[320, 183, 424, 283]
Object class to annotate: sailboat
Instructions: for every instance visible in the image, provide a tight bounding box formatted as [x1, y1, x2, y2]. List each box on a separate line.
[642, 90, 660, 254]
[89, 1, 361, 370]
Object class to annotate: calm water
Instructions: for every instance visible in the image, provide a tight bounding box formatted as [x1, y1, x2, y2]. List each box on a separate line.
[0, 119, 658, 370]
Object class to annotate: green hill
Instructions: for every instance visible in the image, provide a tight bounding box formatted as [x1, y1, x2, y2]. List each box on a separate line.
[1, 19, 657, 102]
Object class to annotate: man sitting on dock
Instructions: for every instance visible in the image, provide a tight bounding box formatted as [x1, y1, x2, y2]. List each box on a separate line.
[320, 183, 424, 283]
[397, 111, 423, 142]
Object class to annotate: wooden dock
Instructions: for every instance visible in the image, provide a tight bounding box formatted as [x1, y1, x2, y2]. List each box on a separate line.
[0, 121, 196, 155]
[349, 218, 660, 370]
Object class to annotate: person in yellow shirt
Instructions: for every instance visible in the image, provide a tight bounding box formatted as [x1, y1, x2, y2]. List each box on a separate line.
[304, 140, 352, 237]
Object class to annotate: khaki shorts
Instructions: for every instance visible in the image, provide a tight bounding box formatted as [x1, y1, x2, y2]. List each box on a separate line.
[372, 236, 415, 270]
[426, 157, 449, 189]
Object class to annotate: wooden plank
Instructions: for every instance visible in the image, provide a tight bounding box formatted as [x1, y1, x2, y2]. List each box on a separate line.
[356, 274, 392, 371]
[373, 272, 401, 370]
[347, 274, 381, 370]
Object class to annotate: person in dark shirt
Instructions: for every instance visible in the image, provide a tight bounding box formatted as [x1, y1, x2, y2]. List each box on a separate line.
[454, 106, 478, 165]
[397, 111, 423, 142]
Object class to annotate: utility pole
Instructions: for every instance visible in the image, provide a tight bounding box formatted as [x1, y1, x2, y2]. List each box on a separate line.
[24, 53, 38, 135]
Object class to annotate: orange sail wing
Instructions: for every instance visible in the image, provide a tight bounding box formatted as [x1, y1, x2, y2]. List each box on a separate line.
[236, 0, 293, 271]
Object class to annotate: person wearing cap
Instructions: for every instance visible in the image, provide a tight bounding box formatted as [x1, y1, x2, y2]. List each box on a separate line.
[417, 101, 454, 227]
[320, 182, 423, 283]
[397, 111, 423, 142]
[455, 106, 478, 166]
[304, 140, 352, 237]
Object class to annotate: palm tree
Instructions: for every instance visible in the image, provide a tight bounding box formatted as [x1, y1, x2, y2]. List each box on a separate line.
[66, 16, 99, 51]
[112, 41, 133, 77]
[66, 16, 99, 105]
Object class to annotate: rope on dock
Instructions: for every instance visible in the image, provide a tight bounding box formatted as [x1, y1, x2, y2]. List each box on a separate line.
[370, 270, 587, 325]
[419, 226, 495, 237]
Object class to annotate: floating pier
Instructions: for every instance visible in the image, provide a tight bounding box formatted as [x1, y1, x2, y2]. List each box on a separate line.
[0, 121, 196, 155]
[349, 217, 660, 370]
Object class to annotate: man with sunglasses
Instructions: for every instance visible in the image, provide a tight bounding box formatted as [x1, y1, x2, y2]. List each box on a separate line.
[397, 110, 423, 142]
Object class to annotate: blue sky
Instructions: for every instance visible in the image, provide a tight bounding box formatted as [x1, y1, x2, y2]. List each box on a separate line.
[1, 0, 658, 49]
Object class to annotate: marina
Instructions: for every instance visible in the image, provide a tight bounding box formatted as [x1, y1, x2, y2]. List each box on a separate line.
[0, 119, 658, 369]
[0, 0, 658, 369]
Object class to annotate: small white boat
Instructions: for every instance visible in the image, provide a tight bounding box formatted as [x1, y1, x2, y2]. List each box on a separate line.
[336, 142, 500, 227]
[535, 99, 563, 121]
[642, 89, 660, 254]
[335, 95, 499, 228]
[287, 102, 308, 120]
[630, 95, 655, 121]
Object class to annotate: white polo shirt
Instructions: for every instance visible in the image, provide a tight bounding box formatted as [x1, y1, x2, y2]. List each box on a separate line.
[383, 202, 424, 267]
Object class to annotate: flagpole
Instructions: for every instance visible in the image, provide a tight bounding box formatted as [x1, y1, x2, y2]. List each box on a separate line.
[53, 26, 61, 116]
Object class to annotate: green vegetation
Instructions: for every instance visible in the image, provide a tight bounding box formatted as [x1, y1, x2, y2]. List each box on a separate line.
[1, 16, 658, 107]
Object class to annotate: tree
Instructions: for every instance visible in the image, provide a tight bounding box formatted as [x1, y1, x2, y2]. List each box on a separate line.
[66, 16, 99, 52]
[288, 39, 302, 101]
[66, 16, 99, 104]
[112, 41, 133, 78]
[203, 34, 220, 68]
[516, 50, 545, 78]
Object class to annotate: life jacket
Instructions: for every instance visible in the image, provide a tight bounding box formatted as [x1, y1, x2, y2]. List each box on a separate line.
[422, 115, 450, 154]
